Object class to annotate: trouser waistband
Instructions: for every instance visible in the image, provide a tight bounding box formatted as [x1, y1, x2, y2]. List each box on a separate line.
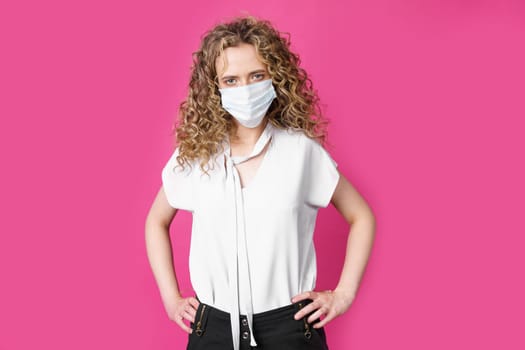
[195, 296, 314, 322]
[191, 296, 321, 343]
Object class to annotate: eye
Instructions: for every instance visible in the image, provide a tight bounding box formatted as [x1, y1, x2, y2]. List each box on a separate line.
[225, 78, 236, 85]
[252, 73, 265, 80]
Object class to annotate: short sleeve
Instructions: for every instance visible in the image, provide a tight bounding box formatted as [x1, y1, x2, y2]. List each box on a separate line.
[161, 147, 195, 212]
[304, 138, 340, 208]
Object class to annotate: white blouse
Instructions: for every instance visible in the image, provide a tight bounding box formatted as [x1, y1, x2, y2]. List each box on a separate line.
[161, 121, 340, 350]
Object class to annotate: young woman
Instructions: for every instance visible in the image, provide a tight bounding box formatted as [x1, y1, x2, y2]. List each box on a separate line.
[145, 15, 376, 350]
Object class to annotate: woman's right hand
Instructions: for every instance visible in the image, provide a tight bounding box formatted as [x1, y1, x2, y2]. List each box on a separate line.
[167, 295, 201, 334]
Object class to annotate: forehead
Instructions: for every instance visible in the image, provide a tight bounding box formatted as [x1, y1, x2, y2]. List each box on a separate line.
[215, 43, 267, 77]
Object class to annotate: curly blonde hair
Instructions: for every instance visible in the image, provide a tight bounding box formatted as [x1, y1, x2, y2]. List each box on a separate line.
[171, 14, 331, 175]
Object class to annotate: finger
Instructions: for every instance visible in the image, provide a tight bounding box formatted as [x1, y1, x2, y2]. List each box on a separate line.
[183, 309, 195, 323]
[312, 310, 336, 329]
[294, 300, 319, 320]
[188, 297, 200, 311]
[307, 305, 327, 324]
[291, 290, 316, 303]
[175, 316, 193, 334]
[187, 306, 197, 320]
[184, 301, 198, 319]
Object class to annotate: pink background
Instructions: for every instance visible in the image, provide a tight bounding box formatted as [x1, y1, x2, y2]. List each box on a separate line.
[1, 0, 524, 349]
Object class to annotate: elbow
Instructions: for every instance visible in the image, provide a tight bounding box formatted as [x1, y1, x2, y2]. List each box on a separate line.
[145, 210, 172, 237]
[349, 206, 376, 231]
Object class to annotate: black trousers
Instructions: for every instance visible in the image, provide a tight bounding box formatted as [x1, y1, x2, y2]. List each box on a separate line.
[187, 298, 329, 350]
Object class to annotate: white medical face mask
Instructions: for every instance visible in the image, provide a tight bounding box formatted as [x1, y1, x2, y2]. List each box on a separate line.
[218, 79, 277, 128]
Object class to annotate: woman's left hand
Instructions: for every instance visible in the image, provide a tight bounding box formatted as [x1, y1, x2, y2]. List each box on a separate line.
[291, 289, 355, 328]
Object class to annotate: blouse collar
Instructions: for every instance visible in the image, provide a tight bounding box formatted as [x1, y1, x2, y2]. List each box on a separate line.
[224, 121, 275, 165]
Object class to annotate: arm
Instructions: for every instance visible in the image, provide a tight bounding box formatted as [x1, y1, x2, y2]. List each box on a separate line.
[292, 170, 376, 327]
[144, 185, 199, 333]
[331, 170, 376, 301]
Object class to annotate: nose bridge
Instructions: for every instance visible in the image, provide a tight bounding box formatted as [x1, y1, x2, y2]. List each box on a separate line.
[239, 77, 249, 86]
[238, 74, 258, 86]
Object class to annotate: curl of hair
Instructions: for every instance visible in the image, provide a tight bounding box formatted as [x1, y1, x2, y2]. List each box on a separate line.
[172, 14, 331, 176]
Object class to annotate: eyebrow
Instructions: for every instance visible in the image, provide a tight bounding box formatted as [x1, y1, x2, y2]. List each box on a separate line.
[221, 69, 266, 80]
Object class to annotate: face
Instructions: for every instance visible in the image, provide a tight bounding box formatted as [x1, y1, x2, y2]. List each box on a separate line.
[215, 42, 271, 89]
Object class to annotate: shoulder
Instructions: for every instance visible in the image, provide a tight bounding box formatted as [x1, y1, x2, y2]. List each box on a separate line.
[164, 146, 201, 176]
[270, 127, 330, 166]
[271, 125, 312, 149]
